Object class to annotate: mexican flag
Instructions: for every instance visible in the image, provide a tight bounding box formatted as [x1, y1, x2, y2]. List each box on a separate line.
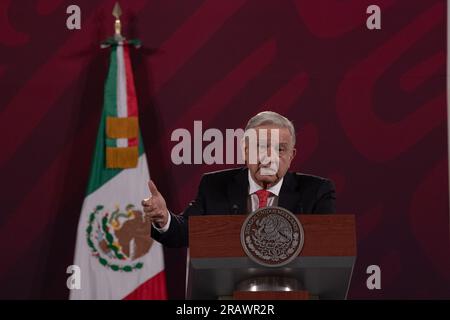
[70, 38, 167, 300]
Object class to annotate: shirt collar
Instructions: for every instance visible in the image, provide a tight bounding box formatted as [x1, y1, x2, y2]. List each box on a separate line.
[248, 170, 283, 196]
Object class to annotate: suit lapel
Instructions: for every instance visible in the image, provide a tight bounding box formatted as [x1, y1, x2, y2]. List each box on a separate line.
[227, 168, 249, 214]
[278, 172, 302, 213]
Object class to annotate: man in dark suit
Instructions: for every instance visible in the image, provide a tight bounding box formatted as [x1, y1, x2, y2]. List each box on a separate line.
[143, 111, 336, 248]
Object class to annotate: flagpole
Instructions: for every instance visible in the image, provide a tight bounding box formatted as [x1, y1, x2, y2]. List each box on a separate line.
[112, 2, 124, 42]
[101, 2, 140, 49]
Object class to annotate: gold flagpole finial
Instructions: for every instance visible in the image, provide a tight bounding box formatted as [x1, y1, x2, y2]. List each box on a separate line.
[112, 2, 123, 39]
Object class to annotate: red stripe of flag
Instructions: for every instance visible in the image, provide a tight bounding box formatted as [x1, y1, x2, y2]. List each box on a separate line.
[124, 43, 139, 147]
[123, 270, 168, 300]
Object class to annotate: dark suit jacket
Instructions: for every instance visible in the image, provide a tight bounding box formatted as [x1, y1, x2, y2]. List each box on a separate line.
[151, 167, 336, 248]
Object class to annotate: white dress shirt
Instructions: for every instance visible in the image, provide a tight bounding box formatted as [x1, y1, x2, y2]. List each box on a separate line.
[248, 170, 283, 211]
[154, 172, 284, 233]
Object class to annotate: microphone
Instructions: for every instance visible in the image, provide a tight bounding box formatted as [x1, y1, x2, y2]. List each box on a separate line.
[232, 204, 239, 214]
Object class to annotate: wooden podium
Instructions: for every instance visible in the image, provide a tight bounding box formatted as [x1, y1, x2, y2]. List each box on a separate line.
[186, 215, 356, 300]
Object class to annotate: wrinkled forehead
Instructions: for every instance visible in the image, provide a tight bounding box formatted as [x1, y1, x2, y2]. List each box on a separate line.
[246, 125, 294, 145]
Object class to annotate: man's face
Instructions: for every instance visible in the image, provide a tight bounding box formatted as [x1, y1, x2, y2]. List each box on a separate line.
[244, 124, 296, 188]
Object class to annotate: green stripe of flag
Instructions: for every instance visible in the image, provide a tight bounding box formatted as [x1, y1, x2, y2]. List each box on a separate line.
[105, 46, 117, 148]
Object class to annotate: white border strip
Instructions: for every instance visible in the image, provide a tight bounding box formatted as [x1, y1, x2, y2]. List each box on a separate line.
[116, 43, 128, 148]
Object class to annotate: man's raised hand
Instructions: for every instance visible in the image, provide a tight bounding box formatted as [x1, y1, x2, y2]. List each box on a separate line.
[142, 180, 169, 228]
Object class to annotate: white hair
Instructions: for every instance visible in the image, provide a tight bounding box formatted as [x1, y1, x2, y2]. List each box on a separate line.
[245, 111, 296, 145]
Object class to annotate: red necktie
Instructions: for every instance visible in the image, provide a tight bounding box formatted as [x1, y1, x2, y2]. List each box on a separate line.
[255, 189, 271, 208]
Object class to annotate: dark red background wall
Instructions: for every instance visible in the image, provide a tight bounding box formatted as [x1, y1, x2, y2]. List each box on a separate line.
[0, 0, 449, 299]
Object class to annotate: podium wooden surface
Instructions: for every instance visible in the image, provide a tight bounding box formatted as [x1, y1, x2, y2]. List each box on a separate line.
[187, 214, 356, 300]
[190, 215, 356, 258]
